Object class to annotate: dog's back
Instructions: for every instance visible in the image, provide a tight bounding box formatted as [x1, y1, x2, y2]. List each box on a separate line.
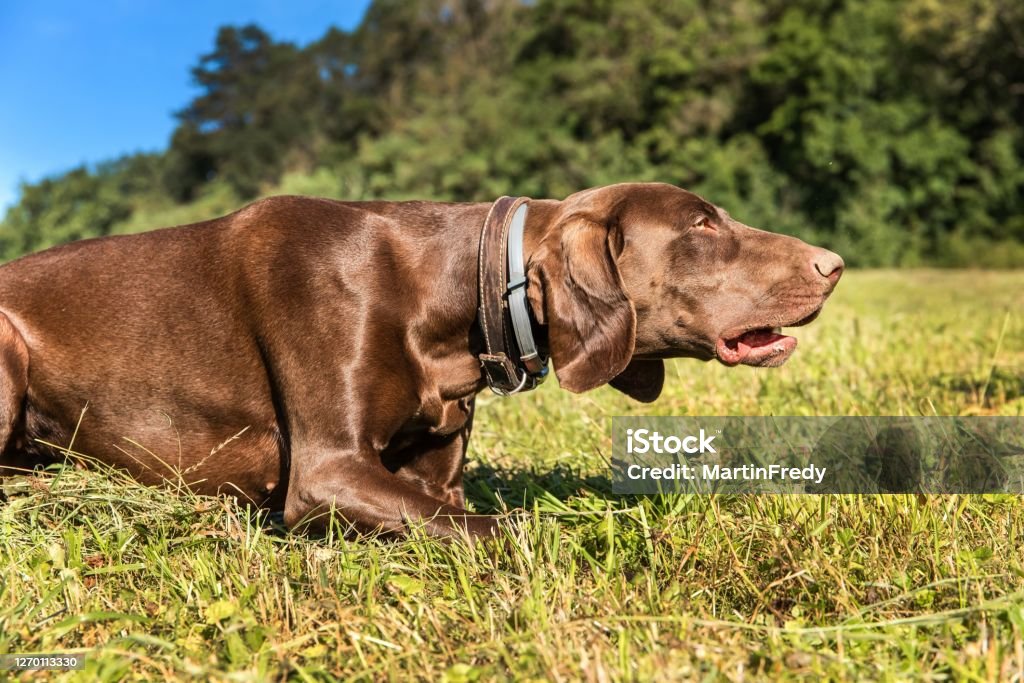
[0, 206, 284, 502]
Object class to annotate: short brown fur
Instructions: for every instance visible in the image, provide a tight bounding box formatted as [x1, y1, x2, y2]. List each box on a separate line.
[0, 183, 842, 537]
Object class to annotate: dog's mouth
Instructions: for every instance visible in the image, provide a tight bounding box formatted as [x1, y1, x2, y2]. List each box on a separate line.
[716, 308, 821, 367]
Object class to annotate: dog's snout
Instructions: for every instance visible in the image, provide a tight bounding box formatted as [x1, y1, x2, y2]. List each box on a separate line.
[812, 249, 844, 286]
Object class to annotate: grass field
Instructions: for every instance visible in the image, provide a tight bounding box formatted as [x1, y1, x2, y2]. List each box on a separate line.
[1, 270, 1023, 681]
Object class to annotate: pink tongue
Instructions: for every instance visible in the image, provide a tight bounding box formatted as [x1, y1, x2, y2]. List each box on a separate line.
[738, 329, 785, 348]
[726, 329, 787, 361]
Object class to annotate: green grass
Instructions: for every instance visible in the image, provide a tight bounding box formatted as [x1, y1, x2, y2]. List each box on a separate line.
[2, 269, 1023, 681]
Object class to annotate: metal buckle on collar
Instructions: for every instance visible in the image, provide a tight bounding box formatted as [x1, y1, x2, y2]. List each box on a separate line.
[480, 352, 547, 396]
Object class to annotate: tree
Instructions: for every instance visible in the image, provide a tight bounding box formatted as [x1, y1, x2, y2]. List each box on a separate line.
[167, 24, 320, 199]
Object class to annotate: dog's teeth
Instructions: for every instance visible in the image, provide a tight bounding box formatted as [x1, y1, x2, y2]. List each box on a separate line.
[771, 327, 782, 333]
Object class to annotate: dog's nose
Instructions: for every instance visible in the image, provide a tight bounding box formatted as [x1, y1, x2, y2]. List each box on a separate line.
[812, 249, 844, 286]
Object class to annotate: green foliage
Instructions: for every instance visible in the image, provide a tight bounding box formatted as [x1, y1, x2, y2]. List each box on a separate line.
[0, 166, 133, 258]
[3, 0, 1023, 266]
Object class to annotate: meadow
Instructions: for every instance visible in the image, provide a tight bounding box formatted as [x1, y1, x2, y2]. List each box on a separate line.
[1, 269, 1022, 681]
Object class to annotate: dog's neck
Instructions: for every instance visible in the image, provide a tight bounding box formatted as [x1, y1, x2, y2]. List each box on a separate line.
[422, 198, 560, 398]
[448, 197, 559, 329]
[519, 199, 560, 268]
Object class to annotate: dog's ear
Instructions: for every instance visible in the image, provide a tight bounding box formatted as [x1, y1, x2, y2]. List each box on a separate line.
[609, 359, 665, 402]
[527, 215, 636, 393]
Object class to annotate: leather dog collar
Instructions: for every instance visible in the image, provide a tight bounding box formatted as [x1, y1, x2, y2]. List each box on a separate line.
[477, 196, 549, 395]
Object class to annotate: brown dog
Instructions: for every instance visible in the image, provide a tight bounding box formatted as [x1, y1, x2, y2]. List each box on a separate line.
[0, 183, 842, 537]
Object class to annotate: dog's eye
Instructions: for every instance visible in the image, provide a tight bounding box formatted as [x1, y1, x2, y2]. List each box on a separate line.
[693, 216, 716, 231]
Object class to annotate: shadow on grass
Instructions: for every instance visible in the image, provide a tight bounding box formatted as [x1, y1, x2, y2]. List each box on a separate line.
[464, 461, 613, 514]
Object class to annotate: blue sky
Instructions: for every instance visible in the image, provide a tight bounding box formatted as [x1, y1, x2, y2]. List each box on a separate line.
[0, 1, 372, 212]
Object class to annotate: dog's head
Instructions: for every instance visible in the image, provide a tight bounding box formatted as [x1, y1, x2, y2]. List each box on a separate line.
[526, 182, 843, 402]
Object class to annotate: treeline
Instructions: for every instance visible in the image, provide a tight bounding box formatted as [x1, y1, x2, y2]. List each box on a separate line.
[3, 0, 1024, 266]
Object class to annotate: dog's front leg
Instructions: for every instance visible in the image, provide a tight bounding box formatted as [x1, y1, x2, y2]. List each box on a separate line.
[283, 445, 496, 539]
[386, 399, 477, 510]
